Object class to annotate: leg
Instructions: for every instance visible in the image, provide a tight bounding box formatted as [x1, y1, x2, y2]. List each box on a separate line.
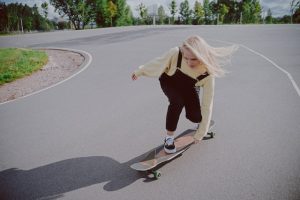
[184, 88, 202, 123]
[160, 80, 185, 132]
[166, 96, 185, 131]
[167, 130, 175, 136]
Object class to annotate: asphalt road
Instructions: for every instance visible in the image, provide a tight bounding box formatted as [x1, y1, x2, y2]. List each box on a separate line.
[0, 25, 299, 200]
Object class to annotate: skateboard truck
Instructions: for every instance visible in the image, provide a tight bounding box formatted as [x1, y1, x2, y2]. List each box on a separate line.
[203, 132, 215, 140]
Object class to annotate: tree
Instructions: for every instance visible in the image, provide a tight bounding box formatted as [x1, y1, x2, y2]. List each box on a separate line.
[4, 3, 21, 32]
[41, 2, 49, 19]
[279, 15, 292, 24]
[95, 0, 110, 27]
[107, 0, 117, 26]
[114, 0, 126, 26]
[216, 0, 239, 24]
[203, 0, 212, 24]
[239, 0, 262, 24]
[123, 5, 133, 25]
[290, 0, 300, 23]
[1, 2, 53, 33]
[50, 0, 96, 30]
[169, 0, 177, 24]
[293, 6, 300, 23]
[209, 0, 218, 24]
[232, 0, 240, 24]
[136, 3, 148, 24]
[18, 4, 33, 32]
[0, 3, 8, 32]
[158, 5, 166, 24]
[253, 0, 262, 23]
[32, 4, 42, 30]
[94, 0, 132, 27]
[7, 4, 17, 31]
[219, 3, 229, 24]
[78, 0, 96, 29]
[242, 1, 251, 23]
[265, 8, 272, 24]
[193, 1, 204, 25]
[179, 0, 192, 24]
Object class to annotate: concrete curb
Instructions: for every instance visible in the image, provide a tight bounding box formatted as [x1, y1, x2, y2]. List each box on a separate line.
[0, 47, 93, 106]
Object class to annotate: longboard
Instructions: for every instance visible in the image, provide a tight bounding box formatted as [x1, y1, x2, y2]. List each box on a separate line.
[130, 120, 215, 179]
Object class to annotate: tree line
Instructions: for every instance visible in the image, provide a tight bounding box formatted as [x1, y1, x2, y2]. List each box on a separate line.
[49, 0, 300, 28]
[145, 0, 300, 25]
[49, 0, 134, 29]
[0, 2, 57, 33]
[0, 0, 299, 33]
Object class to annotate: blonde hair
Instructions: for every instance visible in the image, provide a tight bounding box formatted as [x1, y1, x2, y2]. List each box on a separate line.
[181, 35, 239, 77]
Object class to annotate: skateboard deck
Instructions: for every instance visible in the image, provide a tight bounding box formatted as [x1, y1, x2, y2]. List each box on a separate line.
[130, 120, 215, 178]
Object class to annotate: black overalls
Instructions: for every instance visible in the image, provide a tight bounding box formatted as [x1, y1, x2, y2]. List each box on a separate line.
[159, 48, 209, 132]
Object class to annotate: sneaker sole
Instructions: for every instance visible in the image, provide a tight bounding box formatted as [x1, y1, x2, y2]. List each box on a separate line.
[164, 147, 177, 154]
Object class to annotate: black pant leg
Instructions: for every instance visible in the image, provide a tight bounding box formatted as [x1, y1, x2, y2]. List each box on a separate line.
[184, 88, 202, 123]
[160, 79, 184, 132]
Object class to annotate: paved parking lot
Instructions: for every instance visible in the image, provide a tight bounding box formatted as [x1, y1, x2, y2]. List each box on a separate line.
[0, 24, 299, 200]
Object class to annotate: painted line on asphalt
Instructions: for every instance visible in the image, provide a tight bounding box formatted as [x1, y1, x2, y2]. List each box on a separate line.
[210, 39, 300, 98]
[0, 47, 93, 106]
[239, 44, 300, 97]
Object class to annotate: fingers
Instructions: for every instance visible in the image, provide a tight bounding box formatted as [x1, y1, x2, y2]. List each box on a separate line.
[194, 139, 200, 144]
[132, 73, 138, 81]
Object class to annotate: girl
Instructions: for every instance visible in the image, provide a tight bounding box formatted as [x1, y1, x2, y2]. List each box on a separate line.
[132, 35, 238, 154]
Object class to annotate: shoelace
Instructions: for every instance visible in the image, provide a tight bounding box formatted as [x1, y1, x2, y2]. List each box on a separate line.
[165, 138, 174, 146]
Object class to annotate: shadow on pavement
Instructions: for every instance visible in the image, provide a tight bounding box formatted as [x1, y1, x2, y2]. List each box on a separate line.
[0, 154, 148, 199]
[0, 129, 196, 199]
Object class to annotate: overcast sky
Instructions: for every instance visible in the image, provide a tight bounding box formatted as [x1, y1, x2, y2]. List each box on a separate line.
[1, 0, 293, 19]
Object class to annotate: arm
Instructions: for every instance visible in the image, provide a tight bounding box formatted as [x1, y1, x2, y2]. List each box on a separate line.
[194, 76, 215, 141]
[133, 47, 178, 78]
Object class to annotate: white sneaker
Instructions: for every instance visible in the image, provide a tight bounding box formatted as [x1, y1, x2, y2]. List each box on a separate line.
[164, 137, 176, 154]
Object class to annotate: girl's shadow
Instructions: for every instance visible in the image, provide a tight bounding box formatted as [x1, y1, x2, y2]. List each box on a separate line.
[0, 129, 193, 200]
[0, 154, 149, 199]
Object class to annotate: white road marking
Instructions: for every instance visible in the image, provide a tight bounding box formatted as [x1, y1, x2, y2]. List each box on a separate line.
[210, 39, 300, 98]
[0, 47, 93, 106]
[1, 36, 299, 106]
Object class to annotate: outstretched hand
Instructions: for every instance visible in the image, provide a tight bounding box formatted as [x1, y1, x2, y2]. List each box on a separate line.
[131, 73, 138, 81]
[194, 139, 200, 144]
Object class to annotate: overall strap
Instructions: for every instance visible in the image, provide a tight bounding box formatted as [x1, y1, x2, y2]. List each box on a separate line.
[196, 72, 209, 82]
[177, 46, 209, 82]
[176, 47, 182, 69]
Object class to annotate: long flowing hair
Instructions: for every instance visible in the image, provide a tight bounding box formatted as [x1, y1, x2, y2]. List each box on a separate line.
[181, 35, 239, 77]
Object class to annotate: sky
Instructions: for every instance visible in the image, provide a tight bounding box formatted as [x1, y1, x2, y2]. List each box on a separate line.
[1, 0, 294, 19]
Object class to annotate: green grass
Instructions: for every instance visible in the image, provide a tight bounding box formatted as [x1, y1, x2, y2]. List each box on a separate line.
[0, 48, 48, 85]
[0, 33, 12, 36]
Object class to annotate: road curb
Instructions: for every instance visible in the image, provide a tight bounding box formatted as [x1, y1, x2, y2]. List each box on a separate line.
[0, 47, 93, 106]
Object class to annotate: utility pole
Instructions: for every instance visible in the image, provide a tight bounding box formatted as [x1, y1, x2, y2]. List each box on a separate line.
[20, 18, 24, 33]
[147, 4, 157, 25]
[216, 0, 219, 25]
[261, 7, 264, 24]
[240, 11, 243, 24]
[152, 4, 157, 25]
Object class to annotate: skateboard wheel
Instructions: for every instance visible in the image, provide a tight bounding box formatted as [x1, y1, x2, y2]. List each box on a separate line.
[209, 132, 215, 138]
[153, 171, 161, 179]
